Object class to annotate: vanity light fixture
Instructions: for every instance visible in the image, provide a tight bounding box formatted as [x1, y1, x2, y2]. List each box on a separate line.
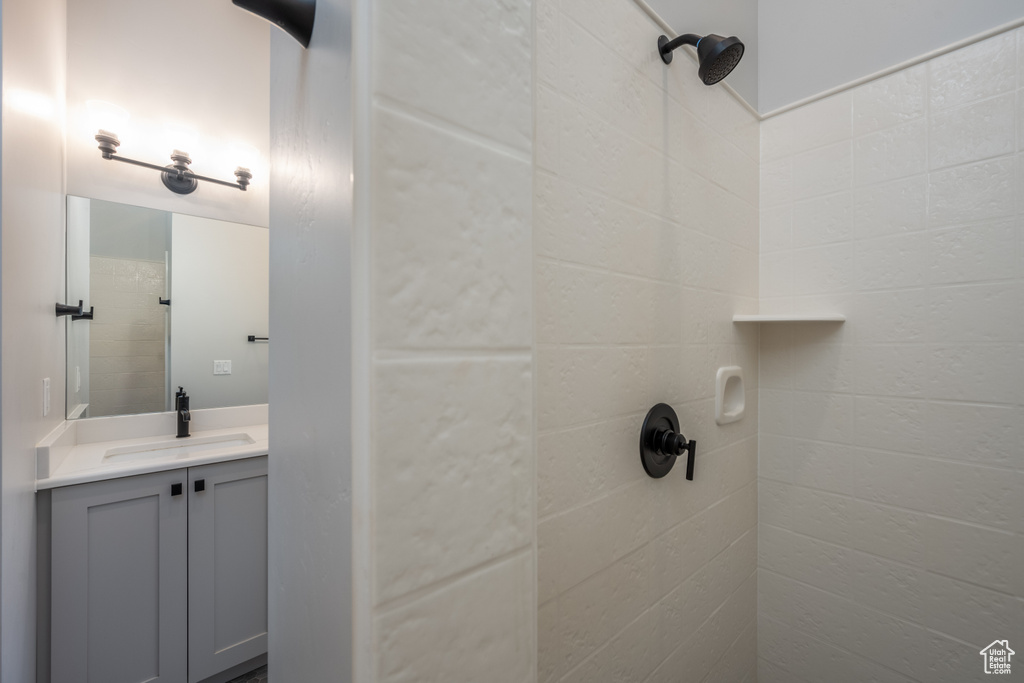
[94, 130, 253, 195]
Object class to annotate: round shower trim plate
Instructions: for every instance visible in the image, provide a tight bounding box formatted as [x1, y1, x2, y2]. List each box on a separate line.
[639, 402, 679, 478]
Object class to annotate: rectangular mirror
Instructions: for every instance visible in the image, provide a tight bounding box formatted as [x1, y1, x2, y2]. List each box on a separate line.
[66, 196, 269, 419]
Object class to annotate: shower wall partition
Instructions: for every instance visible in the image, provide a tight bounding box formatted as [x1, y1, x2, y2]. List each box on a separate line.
[757, 27, 1024, 683]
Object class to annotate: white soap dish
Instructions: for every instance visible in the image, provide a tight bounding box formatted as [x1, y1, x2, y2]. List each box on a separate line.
[715, 366, 744, 425]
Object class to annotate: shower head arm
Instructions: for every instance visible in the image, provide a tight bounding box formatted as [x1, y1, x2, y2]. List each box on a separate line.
[658, 34, 702, 64]
[659, 33, 702, 57]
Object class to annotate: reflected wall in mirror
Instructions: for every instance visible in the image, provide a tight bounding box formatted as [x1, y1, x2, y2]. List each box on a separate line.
[66, 196, 269, 419]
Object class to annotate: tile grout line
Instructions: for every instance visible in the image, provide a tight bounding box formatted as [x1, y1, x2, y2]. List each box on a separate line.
[759, 522, 1024, 601]
[757, 612, 927, 683]
[759, 476, 1024, 535]
[372, 546, 533, 618]
[759, 567, 997, 653]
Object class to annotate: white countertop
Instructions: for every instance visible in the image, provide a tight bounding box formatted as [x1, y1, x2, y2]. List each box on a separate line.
[36, 404, 268, 490]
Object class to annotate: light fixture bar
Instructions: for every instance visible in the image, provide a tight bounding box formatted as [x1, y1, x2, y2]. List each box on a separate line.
[95, 131, 252, 194]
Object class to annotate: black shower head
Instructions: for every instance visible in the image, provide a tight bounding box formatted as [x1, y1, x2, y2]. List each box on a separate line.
[695, 34, 745, 85]
[658, 33, 745, 86]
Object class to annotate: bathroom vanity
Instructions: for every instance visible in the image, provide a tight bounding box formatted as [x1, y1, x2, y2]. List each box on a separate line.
[37, 407, 269, 683]
[41, 189, 272, 682]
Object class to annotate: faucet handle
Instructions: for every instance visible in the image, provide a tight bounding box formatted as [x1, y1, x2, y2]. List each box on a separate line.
[682, 438, 696, 481]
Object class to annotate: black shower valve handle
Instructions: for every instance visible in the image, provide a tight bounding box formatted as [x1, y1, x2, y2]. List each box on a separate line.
[655, 429, 697, 480]
[655, 429, 687, 456]
[683, 438, 696, 481]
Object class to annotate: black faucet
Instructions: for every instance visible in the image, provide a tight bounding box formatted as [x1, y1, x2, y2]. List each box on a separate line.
[175, 386, 191, 438]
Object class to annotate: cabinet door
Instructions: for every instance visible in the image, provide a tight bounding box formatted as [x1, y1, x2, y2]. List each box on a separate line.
[188, 457, 268, 682]
[51, 469, 188, 683]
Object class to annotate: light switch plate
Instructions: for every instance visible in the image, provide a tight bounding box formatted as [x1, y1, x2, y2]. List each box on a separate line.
[213, 360, 232, 375]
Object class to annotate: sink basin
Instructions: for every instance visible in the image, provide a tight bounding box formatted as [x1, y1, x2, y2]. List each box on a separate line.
[103, 433, 255, 463]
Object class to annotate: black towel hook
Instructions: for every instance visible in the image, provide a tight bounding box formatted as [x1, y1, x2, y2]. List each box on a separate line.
[56, 300, 84, 317]
[72, 306, 94, 321]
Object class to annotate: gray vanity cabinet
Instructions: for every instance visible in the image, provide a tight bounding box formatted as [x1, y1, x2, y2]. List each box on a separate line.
[50, 456, 268, 683]
[187, 458, 269, 683]
[51, 468, 189, 683]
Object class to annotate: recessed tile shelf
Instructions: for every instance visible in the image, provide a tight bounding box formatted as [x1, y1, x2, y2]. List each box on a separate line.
[732, 314, 846, 323]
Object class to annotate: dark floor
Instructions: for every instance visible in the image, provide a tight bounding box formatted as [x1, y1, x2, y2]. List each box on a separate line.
[226, 664, 268, 683]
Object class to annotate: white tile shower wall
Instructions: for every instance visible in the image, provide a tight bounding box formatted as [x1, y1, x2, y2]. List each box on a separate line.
[367, 1, 535, 681]
[758, 27, 1024, 683]
[536, 1, 760, 681]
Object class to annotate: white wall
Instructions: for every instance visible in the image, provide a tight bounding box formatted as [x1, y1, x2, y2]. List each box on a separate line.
[1, 0, 67, 678]
[170, 214, 268, 410]
[267, 0, 354, 679]
[759, 0, 1024, 113]
[644, 0, 759, 110]
[365, 1, 535, 680]
[757, 27, 1024, 682]
[536, 1, 760, 681]
[65, 0, 270, 226]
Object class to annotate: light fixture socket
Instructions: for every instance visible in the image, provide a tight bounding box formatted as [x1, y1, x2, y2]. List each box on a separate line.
[162, 150, 199, 195]
[95, 130, 120, 159]
[168, 150, 193, 168]
[234, 167, 253, 191]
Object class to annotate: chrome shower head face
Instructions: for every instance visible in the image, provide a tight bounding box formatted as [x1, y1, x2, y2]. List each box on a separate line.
[696, 34, 745, 85]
